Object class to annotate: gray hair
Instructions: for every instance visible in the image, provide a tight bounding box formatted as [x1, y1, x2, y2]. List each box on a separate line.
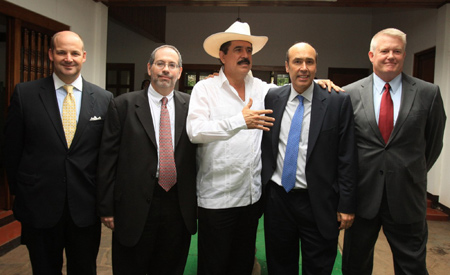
[148, 45, 183, 67]
[370, 28, 407, 52]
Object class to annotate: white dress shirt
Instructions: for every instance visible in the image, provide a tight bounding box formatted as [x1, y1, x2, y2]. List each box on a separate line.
[187, 67, 275, 209]
[271, 83, 313, 189]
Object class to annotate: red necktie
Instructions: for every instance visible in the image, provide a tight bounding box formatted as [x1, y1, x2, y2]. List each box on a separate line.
[158, 97, 177, 191]
[379, 83, 393, 143]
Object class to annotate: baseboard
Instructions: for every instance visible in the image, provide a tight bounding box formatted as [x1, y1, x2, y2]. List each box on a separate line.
[427, 192, 450, 216]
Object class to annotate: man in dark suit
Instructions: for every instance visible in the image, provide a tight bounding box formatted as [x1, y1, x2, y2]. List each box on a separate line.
[4, 31, 112, 274]
[342, 28, 446, 275]
[97, 45, 197, 274]
[261, 42, 358, 275]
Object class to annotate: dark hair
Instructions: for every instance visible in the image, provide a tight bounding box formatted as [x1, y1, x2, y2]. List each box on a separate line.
[219, 41, 232, 55]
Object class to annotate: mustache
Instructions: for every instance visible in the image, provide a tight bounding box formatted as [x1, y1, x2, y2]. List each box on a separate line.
[158, 71, 171, 77]
[237, 58, 251, 65]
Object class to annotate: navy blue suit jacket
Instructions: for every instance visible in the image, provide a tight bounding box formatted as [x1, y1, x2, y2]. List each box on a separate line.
[261, 82, 358, 239]
[5, 76, 112, 228]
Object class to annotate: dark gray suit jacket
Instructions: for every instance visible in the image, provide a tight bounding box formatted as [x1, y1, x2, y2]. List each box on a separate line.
[262, 83, 358, 240]
[4, 76, 112, 228]
[344, 73, 446, 224]
[96, 89, 197, 247]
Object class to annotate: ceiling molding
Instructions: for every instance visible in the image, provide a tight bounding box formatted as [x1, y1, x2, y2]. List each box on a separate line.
[96, 0, 449, 9]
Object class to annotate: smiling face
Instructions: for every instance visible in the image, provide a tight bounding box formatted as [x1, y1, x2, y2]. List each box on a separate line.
[220, 40, 253, 80]
[48, 31, 86, 84]
[285, 43, 317, 94]
[369, 34, 406, 82]
[147, 47, 182, 96]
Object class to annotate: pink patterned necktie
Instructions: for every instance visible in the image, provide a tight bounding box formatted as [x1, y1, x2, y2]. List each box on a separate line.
[379, 83, 393, 143]
[158, 97, 177, 191]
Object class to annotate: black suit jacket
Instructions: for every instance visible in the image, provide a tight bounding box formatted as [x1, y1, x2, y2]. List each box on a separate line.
[262, 83, 358, 239]
[4, 76, 113, 228]
[97, 89, 197, 247]
[344, 73, 446, 224]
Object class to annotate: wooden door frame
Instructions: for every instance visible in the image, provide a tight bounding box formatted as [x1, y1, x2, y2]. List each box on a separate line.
[0, 1, 69, 210]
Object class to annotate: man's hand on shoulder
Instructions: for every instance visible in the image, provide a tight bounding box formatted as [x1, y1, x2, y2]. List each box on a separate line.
[317, 79, 345, 93]
[242, 98, 275, 131]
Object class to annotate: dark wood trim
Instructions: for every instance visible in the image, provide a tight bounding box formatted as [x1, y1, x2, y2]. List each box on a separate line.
[0, 1, 69, 33]
[182, 64, 221, 72]
[413, 46, 435, 83]
[427, 192, 450, 216]
[97, 0, 449, 9]
[0, 237, 21, 257]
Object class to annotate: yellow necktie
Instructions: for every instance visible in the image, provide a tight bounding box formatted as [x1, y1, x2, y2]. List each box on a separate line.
[62, 85, 76, 148]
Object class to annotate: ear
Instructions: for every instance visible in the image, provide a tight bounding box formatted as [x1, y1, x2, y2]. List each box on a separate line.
[368, 51, 374, 62]
[147, 63, 152, 76]
[285, 61, 289, 73]
[219, 51, 226, 65]
[48, 48, 54, 61]
[176, 67, 183, 80]
[82, 51, 87, 63]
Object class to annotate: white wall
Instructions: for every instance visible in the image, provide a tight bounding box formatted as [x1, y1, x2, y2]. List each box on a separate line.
[6, 0, 109, 87]
[166, 7, 373, 78]
[371, 8, 438, 75]
[11, 1, 450, 206]
[432, 4, 450, 206]
[106, 19, 161, 90]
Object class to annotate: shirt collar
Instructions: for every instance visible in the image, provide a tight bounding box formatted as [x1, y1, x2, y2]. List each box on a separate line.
[148, 83, 174, 105]
[218, 66, 253, 87]
[53, 73, 83, 92]
[373, 73, 402, 95]
[289, 82, 314, 103]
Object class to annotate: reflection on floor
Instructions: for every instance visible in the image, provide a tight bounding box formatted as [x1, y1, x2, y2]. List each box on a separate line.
[1, 218, 449, 275]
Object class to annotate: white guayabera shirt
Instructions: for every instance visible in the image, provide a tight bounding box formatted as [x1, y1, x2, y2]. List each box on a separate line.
[187, 67, 275, 209]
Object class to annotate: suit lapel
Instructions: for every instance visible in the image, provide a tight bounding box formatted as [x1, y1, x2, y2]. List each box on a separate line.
[135, 90, 157, 148]
[271, 86, 290, 158]
[306, 83, 327, 162]
[173, 91, 188, 148]
[359, 75, 385, 143]
[71, 79, 94, 149]
[389, 73, 417, 142]
[39, 77, 67, 147]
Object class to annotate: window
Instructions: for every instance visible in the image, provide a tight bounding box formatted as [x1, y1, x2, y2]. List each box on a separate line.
[106, 63, 135, 97]
[179, 64, 287, 93]
[179, 64, 220, 94]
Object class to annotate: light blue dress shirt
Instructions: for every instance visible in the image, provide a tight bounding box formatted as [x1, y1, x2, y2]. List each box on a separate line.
[53, 73, 83, 122]
[373, 73, 402, 126]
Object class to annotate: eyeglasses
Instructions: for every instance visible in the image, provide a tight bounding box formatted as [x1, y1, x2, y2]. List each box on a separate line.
[153, 61, 179, 70]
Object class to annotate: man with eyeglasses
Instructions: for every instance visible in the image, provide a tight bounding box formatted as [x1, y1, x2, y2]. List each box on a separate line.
[97, 45, 197, 274]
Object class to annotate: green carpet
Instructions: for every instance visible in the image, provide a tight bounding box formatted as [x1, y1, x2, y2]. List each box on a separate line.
[184, 215, 343, 275]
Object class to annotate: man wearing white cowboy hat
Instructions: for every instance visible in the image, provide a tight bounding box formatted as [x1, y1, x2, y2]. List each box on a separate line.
[187, 21, 338, 274]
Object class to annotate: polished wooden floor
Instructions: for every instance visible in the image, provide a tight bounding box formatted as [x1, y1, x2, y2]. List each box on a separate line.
[1, 219, 449, 274]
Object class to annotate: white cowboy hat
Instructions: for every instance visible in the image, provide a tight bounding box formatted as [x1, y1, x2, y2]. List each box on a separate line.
[203, 21, 269, 58]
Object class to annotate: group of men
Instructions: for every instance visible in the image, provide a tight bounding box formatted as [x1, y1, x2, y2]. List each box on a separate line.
[4, 20, 446, 275]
